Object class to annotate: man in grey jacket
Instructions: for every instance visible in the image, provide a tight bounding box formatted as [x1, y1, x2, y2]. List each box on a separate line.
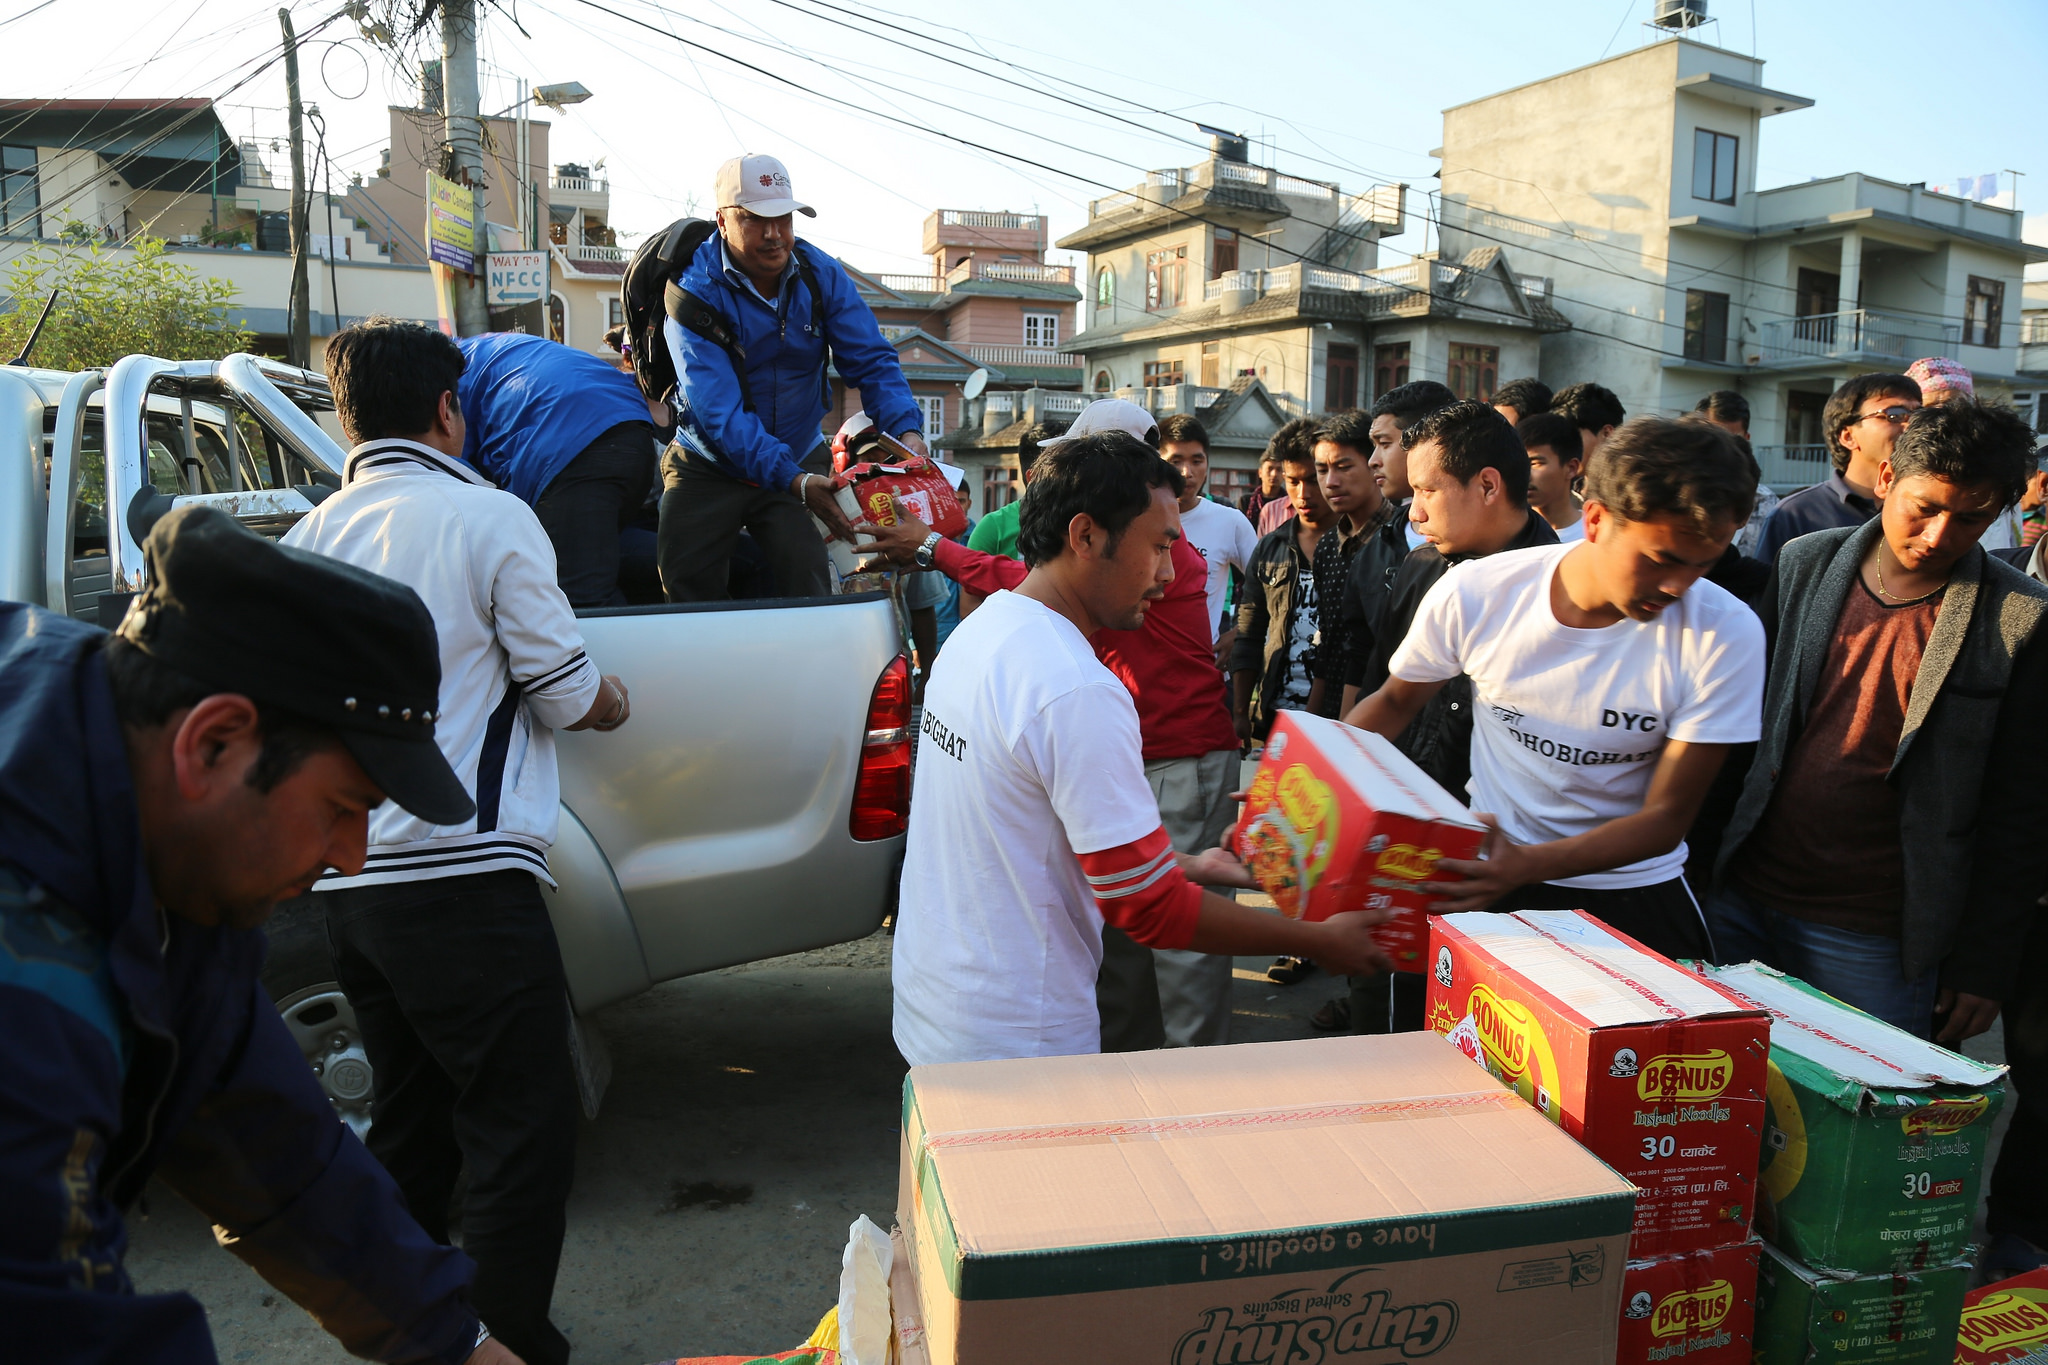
[1711, 401, 2048, 1043]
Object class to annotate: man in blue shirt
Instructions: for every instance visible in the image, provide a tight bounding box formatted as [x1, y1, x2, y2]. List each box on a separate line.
[658, 154, 927, 600]
[1755, 373, 1920, 565]
[0, 506, 516, 1365]
[456, 332, 657, 608]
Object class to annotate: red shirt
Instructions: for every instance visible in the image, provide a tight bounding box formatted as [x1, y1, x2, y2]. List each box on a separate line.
[932, 537, 1240, 762]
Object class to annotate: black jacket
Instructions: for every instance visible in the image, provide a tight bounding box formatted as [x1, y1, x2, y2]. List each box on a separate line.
[1231, 516, 1323, 735]
[1716, 521, 2048, 1001]
[1359, 510, 1559, 803]
[1332, 502, 1413, 689]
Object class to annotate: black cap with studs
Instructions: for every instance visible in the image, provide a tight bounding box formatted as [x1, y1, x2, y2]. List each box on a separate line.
[116, 504, 476, 825]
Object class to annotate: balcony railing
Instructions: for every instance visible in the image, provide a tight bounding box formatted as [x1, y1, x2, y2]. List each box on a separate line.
[1756, 309, 1960, 366]
[561, 243, 625, 263]
[872, 260, 1075, 294]
[1203, 270, 1262, 301]
[963, 344, 1083, 370]
[939, 210, 1041, 231]
[552, 176, 607, 194]
[1753, 444, 1835, 491]
[874, 272, 942, 293]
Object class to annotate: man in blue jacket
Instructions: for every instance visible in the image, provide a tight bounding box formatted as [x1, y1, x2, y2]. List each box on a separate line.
[658, 153, 928, 600]
[456, 332, 657, 608]
[0, 505, 519, 1365]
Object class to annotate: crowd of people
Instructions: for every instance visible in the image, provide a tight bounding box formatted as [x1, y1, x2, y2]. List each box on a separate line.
[5, 139, 2047, 1364]
[868, 358, 2048, 1294]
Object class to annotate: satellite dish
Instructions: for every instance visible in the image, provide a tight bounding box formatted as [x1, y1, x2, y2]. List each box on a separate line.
[963, 368, 989, 400]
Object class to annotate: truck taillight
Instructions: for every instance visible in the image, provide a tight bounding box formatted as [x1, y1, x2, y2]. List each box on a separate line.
[850, 656, 912, 841]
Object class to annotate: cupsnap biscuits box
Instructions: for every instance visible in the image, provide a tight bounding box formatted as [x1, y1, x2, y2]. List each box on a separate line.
[1427, 910, 1770, 1257]
[895, 1033, 1637, 1365]
[1754, 1240, 1971, 1365]
[1233, 711, 1486, 971]
[1691, 962, 2008, 1277]
[1616, 1240, 1760, 1365]
[1955, 1268, 2048, 1364]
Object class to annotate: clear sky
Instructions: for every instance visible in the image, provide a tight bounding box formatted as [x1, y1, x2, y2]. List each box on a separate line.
[8, 0, 2045, 276]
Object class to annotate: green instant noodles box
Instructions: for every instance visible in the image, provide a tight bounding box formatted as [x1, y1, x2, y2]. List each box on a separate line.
[1753, 1241, 1970, 1365]
[1692, 963, 2006, 1276]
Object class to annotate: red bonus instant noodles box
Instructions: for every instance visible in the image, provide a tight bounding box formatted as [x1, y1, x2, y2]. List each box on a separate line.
[1616, 1240, 1760, 1365]
[1426, 910, 1770, 1257]
[1232, 711, 1486, 972]
[833, 453, 968, 540]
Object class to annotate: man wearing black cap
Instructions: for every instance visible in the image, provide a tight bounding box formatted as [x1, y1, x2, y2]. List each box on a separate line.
[0, 506, 519, 1364]
[283, 316, 629, 1365]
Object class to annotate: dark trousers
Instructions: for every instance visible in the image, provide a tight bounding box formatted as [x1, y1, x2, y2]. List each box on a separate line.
[323, 870, 578, 1365]
[656, 442, 832, 602]
[534, 421, 657, 609]
[1349, 970, 1428, 1035]
[1096, 925, 1166, 1052]
[1989, 909, 2048, 1248]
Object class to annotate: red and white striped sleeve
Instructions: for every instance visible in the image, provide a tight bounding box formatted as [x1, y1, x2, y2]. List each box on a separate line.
[1076, 826, 1202, 951]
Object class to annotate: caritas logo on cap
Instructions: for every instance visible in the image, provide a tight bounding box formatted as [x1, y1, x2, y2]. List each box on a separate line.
[717, 154, 816, 217]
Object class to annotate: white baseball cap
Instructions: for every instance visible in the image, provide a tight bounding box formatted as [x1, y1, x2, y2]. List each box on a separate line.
[714, 153, 816, 219]
[1038, 397, 1159, 450]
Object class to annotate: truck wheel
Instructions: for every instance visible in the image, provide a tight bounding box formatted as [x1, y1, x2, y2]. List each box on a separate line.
[263, 897, 375, 1141]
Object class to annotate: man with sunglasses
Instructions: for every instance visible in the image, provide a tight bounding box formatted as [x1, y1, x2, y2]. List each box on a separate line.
[656, 154, 928, 601]
[1756, 374, 1921, 564]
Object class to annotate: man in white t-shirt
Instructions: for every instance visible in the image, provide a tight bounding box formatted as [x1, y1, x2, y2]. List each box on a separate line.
[1349, 417, 1766, 960]
[892, 431, 1393, 1066]
[1518, 411, 1586, 544]
[1160, 414, 1258, 656]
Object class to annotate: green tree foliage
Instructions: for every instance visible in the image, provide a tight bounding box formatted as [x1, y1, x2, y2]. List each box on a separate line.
[0, 236, 253, 369]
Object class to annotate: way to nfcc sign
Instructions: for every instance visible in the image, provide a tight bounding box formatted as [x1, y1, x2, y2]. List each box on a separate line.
[487, 252, 550, 307]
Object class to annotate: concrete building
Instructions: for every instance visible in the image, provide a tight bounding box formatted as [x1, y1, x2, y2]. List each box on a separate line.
[1055, 134, 1566, 494]
[346, 99, 625, 357]
[820, 209, 1085, 516]
[1434, 35, 2045, 489]
[0, 98, 436, 360]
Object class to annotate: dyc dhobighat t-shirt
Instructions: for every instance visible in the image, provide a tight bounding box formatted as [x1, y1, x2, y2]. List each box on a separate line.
[892, 590, 1170, 1065]
[1388, 542, 1764, 889]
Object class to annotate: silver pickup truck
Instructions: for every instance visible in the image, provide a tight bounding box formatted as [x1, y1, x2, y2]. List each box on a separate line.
[1, 353, 909, 1132]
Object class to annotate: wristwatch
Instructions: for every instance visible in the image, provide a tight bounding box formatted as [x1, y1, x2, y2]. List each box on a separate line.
[913, 531, 942, 569]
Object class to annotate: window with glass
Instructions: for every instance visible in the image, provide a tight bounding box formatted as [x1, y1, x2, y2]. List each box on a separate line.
[1146, 246, 1186, 310]
[1212, 228, 1238, 279]
[1, 145, 39, 238]
[1964, 276, 2005, 348]
[1692, 130, 1738, 206]
[1211, 466, 1255, 508]
[1094, 370, 1113, 393]
[983, 466, 1019, 510]
[917, 394, 946, 437]
[1095, 267, 1116, 308]
[607, 296, 624, 328]
[1022, 312, 1059, 348]
[1684, 289, 1730, 363]
[1447, 344, 1498, 403]
[1374, 342, 1410, 399]
[1143, 359, 1184, 388]
[1200, 341, 1221, 388]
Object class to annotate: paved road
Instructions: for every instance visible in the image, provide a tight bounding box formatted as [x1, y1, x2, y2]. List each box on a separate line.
[127, 927, 2010, 1365]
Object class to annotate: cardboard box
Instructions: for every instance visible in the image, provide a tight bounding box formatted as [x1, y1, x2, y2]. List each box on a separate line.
[1233, 711, 1486, 971]
[1754, 1241, 1970, 1365]
[835, 456, 969, 541]
[1617, 1241, 1759, 1365]
[1955, 1268, 2048, 1364]
[896, 1033, 1635, 1365]
[1425, 910, 1769, 1257]
[1692, 963, 2008, 1276]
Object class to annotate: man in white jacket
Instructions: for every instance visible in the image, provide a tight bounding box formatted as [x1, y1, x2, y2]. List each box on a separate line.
[283, 316, 629, 1365]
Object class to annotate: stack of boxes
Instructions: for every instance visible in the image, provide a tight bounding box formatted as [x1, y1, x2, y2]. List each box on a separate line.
[1425, 909, 1772, 1363]
[1692, 962, 2009, 1364]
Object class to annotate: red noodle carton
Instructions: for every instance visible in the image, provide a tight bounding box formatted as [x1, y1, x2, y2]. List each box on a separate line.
[1617, 1240, 1759, 1365]
[1956, 1268, 2048, 1364]
[1426, 909, 1769, 1257]
[1232, 711, 1486, 971]
[834, 446, 968, 541]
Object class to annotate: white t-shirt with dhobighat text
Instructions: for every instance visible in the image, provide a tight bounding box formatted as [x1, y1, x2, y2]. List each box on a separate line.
[1179, 497, 1259, 641]
[1388, 542, 1764, 890]
[892, 590, 1165, 1066]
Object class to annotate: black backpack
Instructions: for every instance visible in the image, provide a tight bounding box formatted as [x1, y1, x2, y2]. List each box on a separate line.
[621, 218, 830, 414]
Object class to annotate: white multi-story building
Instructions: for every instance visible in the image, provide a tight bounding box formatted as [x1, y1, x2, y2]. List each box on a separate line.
[1434, 32, 2043, 488]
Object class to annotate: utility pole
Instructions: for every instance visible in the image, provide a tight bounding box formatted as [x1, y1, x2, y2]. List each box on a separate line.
[441, 0, 489, 335]
[280, 8, 311, 368]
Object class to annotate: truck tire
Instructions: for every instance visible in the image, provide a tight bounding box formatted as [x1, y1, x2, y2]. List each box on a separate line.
[262, 896, 375, 1140]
